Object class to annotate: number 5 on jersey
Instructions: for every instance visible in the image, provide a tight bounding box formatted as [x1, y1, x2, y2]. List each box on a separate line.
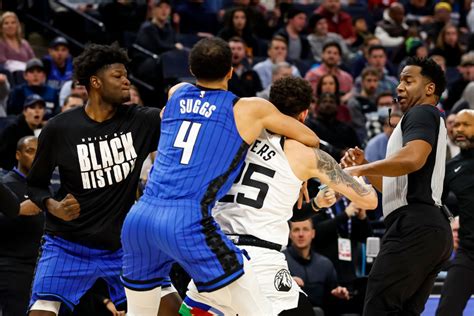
[174, 121, 202, 164]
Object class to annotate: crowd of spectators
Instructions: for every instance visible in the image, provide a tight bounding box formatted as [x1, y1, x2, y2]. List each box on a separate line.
[1, 0, 473, 315]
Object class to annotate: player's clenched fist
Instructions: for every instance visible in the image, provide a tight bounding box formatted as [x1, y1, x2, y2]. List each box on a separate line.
[48, 194, 81, 221]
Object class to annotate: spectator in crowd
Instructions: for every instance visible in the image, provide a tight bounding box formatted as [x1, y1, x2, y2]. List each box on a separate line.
[42, 37, 73, 90]
[284, 219, 350, 316]
[445, 113, 461, 160]
[397, 37, 429, 74]
[61, 93, 84, 113]
[227, 37, 262, 97]
[305, 42, 354, 99]
[0, 12, 35, 73]
[436, 110, 474, 316]
[256, 61, 292, 99]
[452, 81, 474, 113]
[306, 93, 360, 159]
[444, 53, 474, 112]
[315, 0, 356, 44]
[354, 45, 398, 96]
[311, 198, 373, 315]
[275, 7, 311, 60]
[59, 80, 88, 107]
[0, 73, 10, 117]
[218, 7, 259, 57]
[315, 74, 352, 122]
[425, 1, 453, 44]
[135, 0, 183, 56]
[175, 0, 220, 36]
[351, 35, 397, 79]
[402, 0, 435, 25]
[0, 94, 44, 171]
[351, 17, 371, 49]
[365, 112, 402, 162]
[128, 85, 144, 106]
[431, 23, 464, 67]
[7, 58, 59, 119]
[0, 136, 43, 316]
[375, 3, 409, 48]
[348, 67, 380, 143]
[253, 35, 300, 89]
[469, 3, 474, 32]
[307, 13, 350, 63]
[365, 91, 396, 140]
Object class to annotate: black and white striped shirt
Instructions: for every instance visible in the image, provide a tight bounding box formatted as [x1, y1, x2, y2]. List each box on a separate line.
[382, 105, 447, 217]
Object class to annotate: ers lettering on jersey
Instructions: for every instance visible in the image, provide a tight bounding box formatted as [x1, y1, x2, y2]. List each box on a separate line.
[76, 132, 138, 189]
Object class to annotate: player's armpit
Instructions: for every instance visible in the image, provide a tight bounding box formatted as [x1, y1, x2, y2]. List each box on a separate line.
[258, 99, 319, 148]
[311, 148, 377, 210]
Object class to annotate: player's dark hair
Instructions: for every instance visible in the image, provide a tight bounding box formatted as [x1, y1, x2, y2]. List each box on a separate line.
[405, 57, 446, 97]
[189, 38, 232, 81]
[269, 77, 312, 118]
[73, 43, 130, 89]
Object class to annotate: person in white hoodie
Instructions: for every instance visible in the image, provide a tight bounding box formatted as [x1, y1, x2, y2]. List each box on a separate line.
[374, 3, 409, 48]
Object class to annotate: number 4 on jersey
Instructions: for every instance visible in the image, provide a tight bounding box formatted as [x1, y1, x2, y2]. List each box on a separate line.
[174, 121, 202, 164]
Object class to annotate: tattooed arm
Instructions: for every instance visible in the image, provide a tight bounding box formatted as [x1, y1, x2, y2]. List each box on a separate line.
[310, 148, 378, 210]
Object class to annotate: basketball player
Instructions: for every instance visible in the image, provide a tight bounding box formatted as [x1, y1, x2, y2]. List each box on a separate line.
[120, 37, 319, 316]
[211, 77, 378, 315]
[341, 57, 452, 315]
[26, 43, 180, 316]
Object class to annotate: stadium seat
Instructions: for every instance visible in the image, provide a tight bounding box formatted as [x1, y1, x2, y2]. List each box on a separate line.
[160, 49, 194, 83]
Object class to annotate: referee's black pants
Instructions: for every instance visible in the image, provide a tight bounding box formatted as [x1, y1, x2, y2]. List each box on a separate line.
[363, 204, 453, 316]
[436, 248, 474, 316]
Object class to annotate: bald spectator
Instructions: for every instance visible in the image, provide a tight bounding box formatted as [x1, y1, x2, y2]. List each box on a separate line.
[275, 7, 311, 60]
[253, 35, 301, 89]
[305, 42, 353, 98]
[257, 61, 293, 100]
[445, 113, 460, 160]
[307, 14, 351, 63]
[375, 3, 409, 48]
[315, 0, 356, 44]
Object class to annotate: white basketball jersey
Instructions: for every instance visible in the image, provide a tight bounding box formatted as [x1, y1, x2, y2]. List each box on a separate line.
[213, 130, 302, 246]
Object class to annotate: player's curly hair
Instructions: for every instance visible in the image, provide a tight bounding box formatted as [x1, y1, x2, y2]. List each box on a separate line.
[73, 43, 130, 89]
[405, 57, 446, 98]
[189, 38, 232, 81]
[269, 77, 312, 118]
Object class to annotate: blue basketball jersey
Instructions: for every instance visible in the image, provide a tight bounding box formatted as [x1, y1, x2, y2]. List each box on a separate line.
[145, 84, 248, 207]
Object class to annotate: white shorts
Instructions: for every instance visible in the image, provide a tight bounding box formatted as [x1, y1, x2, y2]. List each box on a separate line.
[185, 256, 274, 316]
[29, 284, 178, 315]
[242, 245, 301, 314]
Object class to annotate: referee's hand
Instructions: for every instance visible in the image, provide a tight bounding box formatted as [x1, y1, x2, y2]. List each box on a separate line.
[49, 194, 81, 221]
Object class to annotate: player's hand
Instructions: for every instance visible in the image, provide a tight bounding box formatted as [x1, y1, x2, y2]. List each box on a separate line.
[331, 286, 350, 300]
[19, 199, 42, 216]
[315, 188, 336, 209]
[345, 202, 359, 217]
[297, 181, 310, 209]
[340, 147, 366, 168]
[104, 299, 125, 316]
[293, 276, 304, 287]
[48, 194, 80, 221]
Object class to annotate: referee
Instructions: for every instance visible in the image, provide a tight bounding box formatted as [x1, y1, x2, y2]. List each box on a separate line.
[341, 57, 452, 315]
[436, 110, 474, 316]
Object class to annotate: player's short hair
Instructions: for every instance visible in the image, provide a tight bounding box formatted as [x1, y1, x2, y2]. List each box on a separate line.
[269, 77, 312, 118]
[405, 57, 446, 97]
[189, 38, 232, 81]
[73, 42, 130, 90]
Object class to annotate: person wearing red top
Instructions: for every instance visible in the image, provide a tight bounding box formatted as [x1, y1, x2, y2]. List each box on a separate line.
[315, 0, 356, 44]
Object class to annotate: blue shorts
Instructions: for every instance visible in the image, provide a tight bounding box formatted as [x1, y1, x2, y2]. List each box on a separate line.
[121, 198, 244, 292]
[29, 235, 132, 311]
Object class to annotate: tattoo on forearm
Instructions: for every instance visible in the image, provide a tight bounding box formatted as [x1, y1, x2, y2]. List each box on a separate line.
[314, 149, 371, 196]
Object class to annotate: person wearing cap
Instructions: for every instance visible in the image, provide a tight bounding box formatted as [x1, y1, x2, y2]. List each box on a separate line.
[444, 52, 474, 112]
[0, 94, 45, 171]
[426, 2, 453, 44]
[275, 6, 311, 60]
[307, 13, 351, 63]
[42, 36, 73, 90]
[6, 58, 59, 119]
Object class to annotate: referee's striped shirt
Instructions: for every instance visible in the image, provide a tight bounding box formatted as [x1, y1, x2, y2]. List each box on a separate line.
[382, 105, 446, 217]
